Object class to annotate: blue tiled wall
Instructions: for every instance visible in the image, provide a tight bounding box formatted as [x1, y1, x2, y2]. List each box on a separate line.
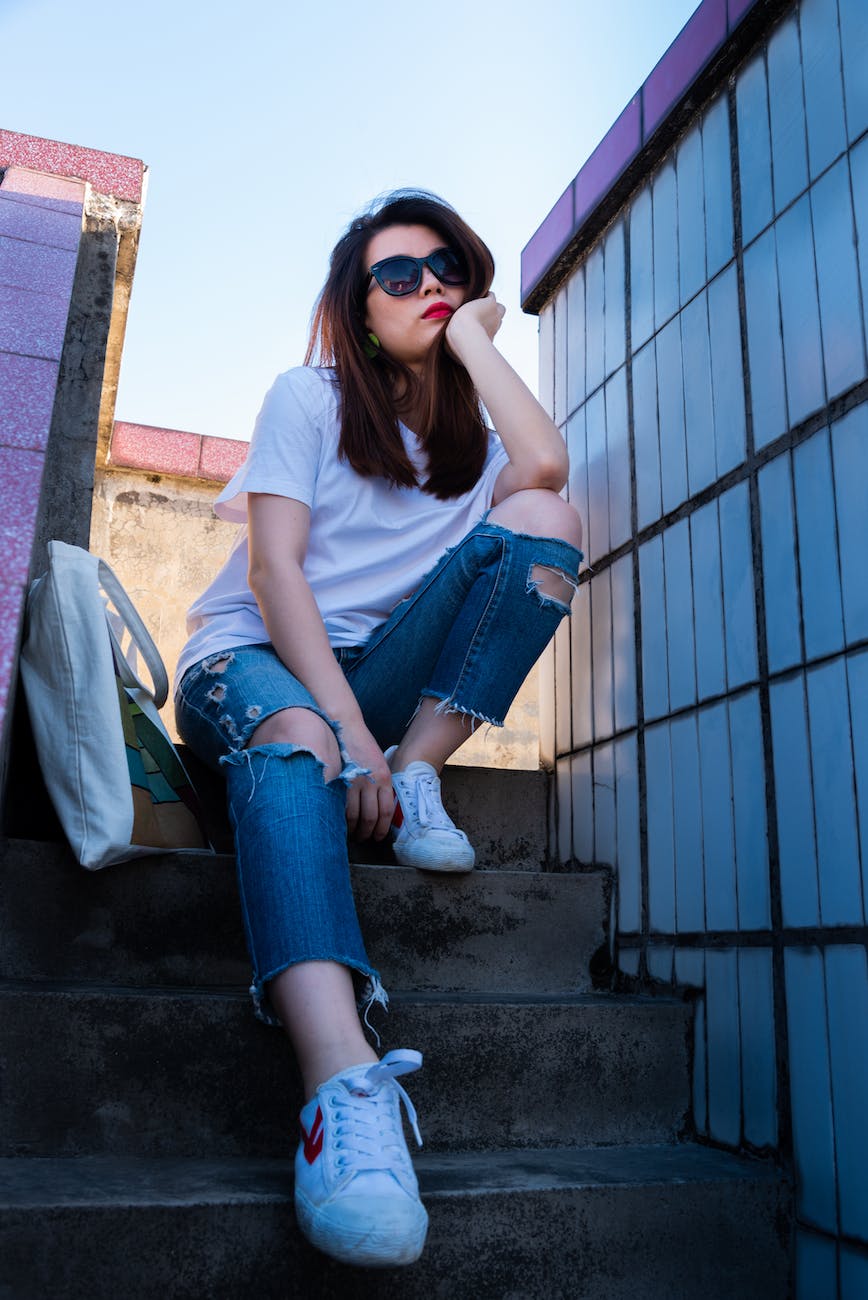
[538, 0, 868, 1289]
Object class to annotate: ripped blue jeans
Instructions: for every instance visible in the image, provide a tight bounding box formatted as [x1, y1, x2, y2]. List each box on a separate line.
[174, 518, 582, 1025]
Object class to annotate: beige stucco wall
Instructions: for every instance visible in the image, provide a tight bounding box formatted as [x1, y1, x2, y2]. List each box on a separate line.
[90, 465, 541, 768]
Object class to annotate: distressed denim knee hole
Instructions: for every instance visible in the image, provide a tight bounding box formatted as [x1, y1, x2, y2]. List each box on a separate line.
[527, 562, 578, 613]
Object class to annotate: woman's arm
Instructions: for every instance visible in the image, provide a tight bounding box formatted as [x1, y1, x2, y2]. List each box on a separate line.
[247, 492, 394, 840]
[445, 294, 568, 503]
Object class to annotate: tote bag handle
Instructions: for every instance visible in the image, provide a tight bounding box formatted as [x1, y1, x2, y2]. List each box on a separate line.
[97, 558, 169, 709]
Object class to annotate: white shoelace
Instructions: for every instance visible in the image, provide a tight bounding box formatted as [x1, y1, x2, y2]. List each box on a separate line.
[403, 768, 459, 835]
[330, 1056, 423, 1174]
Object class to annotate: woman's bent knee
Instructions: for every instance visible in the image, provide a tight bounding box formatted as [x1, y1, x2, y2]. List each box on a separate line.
[488, 488, 583, 550]
[249, 707, 341, 777]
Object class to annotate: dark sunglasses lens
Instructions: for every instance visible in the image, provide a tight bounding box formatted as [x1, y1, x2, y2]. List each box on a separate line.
[376, 258, 421, 295]
[430, 248, 468, 284]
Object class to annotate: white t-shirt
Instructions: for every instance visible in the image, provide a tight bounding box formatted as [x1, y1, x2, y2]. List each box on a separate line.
[176, 366, 510, 684]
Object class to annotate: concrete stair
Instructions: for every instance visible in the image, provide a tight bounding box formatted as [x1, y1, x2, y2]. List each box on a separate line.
[0, 766, 792, 1297]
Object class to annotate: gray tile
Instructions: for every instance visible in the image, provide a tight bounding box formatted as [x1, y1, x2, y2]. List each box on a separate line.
[839, 0, 868, 143]
[851, 138, 868, 356]
[570, 749, 594, 863]
[570, 581, 592, 749]
[611, 553, 636, 733]
[707, 265, 746, 476]
[719, 482, 758, 688]
[632, 338, 662, 529]
[554, 284, 568, 426]
[738, 948, 777, 1148]
[743, 228, 788, 448]
[605, 367, 631, 551]
[759, 453, 802, 673]
[629, 185, 654, 350]
[771, 676, 821, 927]
[677, 123, 706, 305]
[672, 712, 705, 932]
[640, 535, 669, 720]
[811, 158, 866, 399]
[832, 405, 868, 644]
[591, 568, 614, 742]
[646, 720, 676, 932]
[730, 691, 771, 930]
[653, 161, 680, 329]
[796, 1229, 838, 1298]
[702, 94, 734, 280]
[806, 659, 864, 926]
[693, 993, 709, 1134]
[800, 0, 848, 179]
[706, 950, 741, 1147]
[768, 15, 809, 214]
[614, 733, 641, 933]
[664, 518, 697, 711]
[699, 701, 737, 931]
[736, 53, 774, 246]
[776, 193, 825, 426]
[784, 947, 838, 1232]
[825, 945, 868, 1241]
[556, 757, 573, 864]
[656, 316, 688, 513]
[793, 430, 845, 661]
[681, 290, 716, 496]
[538, 303, 554, 418]
[691, 501, 727, 699]
[840, 1245, 868, 1298]
[554, 617, 572, 755]
[585, 388, 609, 565]
[604, 220, 626, 378]
[593, 740, 617, 867]
[585, 243, 605, 397]
[566, 266, 586, 418]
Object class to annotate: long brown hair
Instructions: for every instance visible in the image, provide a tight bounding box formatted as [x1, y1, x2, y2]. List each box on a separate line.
[305, 191, 495, 499]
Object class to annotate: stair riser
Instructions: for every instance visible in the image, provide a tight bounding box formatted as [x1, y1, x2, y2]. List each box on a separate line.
[0, 1178, 790, 1299]
[0, 991, 691, 1157]
[0, 842, 606, 993]
[186, 757, 552, 872]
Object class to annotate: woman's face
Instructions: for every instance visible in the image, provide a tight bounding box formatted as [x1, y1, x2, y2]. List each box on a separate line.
[364, 224, 467, 373]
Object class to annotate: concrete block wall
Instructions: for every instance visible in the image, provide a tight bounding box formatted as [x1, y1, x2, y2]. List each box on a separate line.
[524, 0, 868, 1293]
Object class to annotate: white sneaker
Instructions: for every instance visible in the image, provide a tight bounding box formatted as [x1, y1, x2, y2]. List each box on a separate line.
[389, 759, 476, 873]
[294, 1049, 429, 1267]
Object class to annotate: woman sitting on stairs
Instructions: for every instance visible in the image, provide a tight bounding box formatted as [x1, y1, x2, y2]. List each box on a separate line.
[174, 190, 583, 1269]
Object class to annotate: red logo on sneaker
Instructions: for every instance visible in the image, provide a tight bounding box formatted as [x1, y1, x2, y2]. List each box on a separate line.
[300, 1106, 324, 1164]
[392, 800, 404, 830]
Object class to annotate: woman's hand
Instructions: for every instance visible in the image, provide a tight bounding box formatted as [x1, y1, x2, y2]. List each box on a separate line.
[445, 292, 506, 363]
[341, 719, 395, 842]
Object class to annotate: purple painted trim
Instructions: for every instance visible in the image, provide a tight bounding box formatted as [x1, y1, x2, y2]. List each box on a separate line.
[728, 0, 756, 21]
[520, 185, 574, 303]
[521, 0, 764, 305]
[574, 96, 642, 229]
[644, 0, 727, 136]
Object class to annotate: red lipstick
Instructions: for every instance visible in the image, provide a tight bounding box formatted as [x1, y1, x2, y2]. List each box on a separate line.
[422, 303, 453, 320]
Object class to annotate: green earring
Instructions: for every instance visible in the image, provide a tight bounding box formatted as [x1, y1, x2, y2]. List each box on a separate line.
[363, 331, 381, 359]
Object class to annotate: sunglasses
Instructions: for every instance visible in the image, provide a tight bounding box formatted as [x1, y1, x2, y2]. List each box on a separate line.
[368, 246, 469, 297]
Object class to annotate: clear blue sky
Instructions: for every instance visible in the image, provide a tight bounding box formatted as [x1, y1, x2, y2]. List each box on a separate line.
[2, 0, 698, 442]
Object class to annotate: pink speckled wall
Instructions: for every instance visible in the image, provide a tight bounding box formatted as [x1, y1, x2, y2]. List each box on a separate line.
[110, 421, 247, 484]
[0, 131, 145, 203]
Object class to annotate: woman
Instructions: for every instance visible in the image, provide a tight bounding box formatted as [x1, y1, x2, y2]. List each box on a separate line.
[175, 190, 583, 1269]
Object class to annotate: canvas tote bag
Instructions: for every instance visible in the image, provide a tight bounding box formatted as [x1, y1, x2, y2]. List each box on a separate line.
[20, 541, 212, 869]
